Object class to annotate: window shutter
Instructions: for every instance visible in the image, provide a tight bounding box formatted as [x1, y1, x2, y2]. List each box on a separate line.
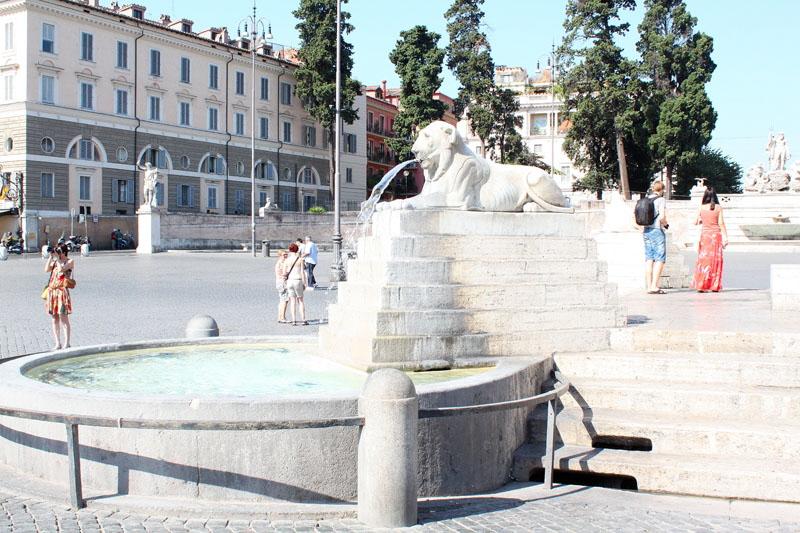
[189, 185, 195, 207]
[112, 179, 118, 203]
[127, 179, 134, 203]
[156, 182, 164, 205]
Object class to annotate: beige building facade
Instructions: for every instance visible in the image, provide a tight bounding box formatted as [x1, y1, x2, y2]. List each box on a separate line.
[0, 0, 366, 247]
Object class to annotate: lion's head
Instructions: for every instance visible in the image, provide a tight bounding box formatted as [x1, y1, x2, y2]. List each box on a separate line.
[411, 121, 462, 182]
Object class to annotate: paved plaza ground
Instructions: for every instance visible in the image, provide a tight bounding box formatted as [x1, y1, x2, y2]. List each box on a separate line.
[1, 248, 799, 531]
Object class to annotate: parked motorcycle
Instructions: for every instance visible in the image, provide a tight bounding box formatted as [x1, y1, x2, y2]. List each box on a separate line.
[65, 234, 91, 252]
[3, 235, 24, 254]
[118, 233, 136, 250]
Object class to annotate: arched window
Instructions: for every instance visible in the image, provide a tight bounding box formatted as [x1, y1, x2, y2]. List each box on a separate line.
[68, 138, 102, 161]
[256, 160, 276, 180]
[200, 153, 226, 175]
[139, 146, 168, 168]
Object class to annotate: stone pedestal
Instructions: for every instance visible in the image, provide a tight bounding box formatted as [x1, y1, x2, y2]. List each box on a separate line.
[136, 206, 161, 254]
[319, 209, 626, 370]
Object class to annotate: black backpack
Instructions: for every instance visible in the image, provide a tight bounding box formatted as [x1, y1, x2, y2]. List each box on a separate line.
[634, 196, 656, 226]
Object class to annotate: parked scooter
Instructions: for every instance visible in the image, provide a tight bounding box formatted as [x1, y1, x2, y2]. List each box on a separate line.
[2, 233, 24, 254]
[65, 234, 91, 252]
[118, 232, 136, 250]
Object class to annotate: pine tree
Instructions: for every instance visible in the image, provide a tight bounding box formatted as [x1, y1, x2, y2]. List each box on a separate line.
[445, 0, 497, 155]
[637, 0, 717, 199]
[676, 147, 742, 195]
[387, 25, 447, 162]
[559, 0, 638, 198]
[293, 0, 362, 196]
[487, 88, 523, 164]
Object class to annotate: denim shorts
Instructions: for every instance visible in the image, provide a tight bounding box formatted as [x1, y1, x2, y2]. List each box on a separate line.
[643, 227, 666, 262]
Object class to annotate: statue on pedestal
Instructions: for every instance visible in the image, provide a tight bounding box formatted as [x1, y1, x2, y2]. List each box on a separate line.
[138, 162, 160, 208]
[767, 132, 791, 171]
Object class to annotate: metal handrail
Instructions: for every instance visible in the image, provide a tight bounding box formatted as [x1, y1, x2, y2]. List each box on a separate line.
[0, 370, 569, 509]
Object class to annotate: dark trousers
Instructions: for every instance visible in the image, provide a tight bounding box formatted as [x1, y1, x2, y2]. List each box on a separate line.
[305, 262, 317, 287]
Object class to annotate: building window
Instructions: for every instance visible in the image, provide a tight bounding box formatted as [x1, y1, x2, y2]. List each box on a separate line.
[259, 190, 268, 206]
[208, 107, 219, 131]
[41, 173, 55, 198]
[345, 133, 357, 153]
[209, 64, 219, 89]
[150, 49, 161, 77]
[283, 167, 292, 181]
[560, 165, 572, 184]
[303, 168, 313, 184]
[78, 175, 91, 201]
[116, 41, 128, 69]
[115, 88, 128, 115]
[40, 75, 54, 104]
[80, 32, 93, 61]
[281, 192, 292, 211]
[282, 121, 292, 143]
[3, 74, 13, 102]
[180, 155, 190, 169]
[141, 147, 167, 168]
[78, 140, 94, 160]
[41, 137, 55, 153]
[259, 116, 269, 139]
[149, 95, 161, 121]
[79, 81, 93, 110]
[346, 167, 352, 183]
[303, 125, 316, 147]
[531, 114, 548, 136]
[322, 130, 330, 149]
[116, 146, 128, 162]
[201, 155, 224, 175]
[112, 178, 134, 203]
[177, 184, 194, 207]
[260, 77, 269, 100]
[302, 195, 316, 212]
[207, 186, 218, 209]
[234, 189, 245, 213]
[42, 23, 55, 53]
[179, 101, 190, 126]
[4, 22, 13, 51]
[236, 161, 244, 175]
[180, 57, 191, 83]
[235, 71, 245, 95]
[280, 82, 292, 105]
[533, 144, 543, 155]
[256, 161, 275, 180]
[234, 112, 245, 136]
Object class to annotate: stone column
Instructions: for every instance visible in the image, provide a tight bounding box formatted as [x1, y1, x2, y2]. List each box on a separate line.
[357, 368, 418, 528]
[136, 206, 161, 254]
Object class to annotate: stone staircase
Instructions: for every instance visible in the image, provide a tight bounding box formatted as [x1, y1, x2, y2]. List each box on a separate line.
[319, 210, 626, 370]
[512, 329, 800, 502]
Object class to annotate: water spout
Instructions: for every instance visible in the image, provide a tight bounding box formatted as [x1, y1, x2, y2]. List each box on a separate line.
[357, 159, 419, 224]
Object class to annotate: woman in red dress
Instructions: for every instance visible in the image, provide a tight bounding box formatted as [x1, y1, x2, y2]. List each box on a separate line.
[44, 243, 74, 349]
[691, 187, 729, 292]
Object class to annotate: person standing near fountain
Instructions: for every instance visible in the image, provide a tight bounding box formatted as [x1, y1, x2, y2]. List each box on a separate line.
[302, 235, 319, 289]
[44, 244, 74, 350]
[636, 181, 669, 294]
[691, 187, 728, 292]
[285, 243, 309, 326]
[274, 249, 290, 323]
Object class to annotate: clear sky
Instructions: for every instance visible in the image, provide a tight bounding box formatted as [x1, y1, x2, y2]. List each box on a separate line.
[161, 0, 800, 174]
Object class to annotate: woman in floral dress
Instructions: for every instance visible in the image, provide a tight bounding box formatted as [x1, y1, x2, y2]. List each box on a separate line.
[691, 187, 728, 292]
[44, 243, 74, 349]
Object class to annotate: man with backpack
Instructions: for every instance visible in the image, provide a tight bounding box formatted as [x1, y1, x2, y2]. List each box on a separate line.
[635, 180, 669, 294]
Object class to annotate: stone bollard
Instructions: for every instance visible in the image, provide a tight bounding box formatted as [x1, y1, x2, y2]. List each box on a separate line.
[357, 368, 418, 528]
[185, 315, 219, 338]
[0, 245, 6, 261]
[80, 243, 89, 257]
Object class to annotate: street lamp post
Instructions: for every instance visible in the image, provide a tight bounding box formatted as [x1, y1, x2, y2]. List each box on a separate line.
[239, 2, 272, 258]
[330, 0, 346, 282]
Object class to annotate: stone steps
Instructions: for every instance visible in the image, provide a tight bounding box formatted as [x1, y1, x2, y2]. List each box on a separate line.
[359, 235, 598, 261]
[528, 405, 800, 460]
[512, 443, 800, 502]
[551, 377, 800, 422]
[318, 328, 614, 369]
[348, 258, 608, 285]
[554, 351, 800, 387]
[328, 305, 624, 337]
[336, 281, 620, 311]
[609, 328, 800, 356]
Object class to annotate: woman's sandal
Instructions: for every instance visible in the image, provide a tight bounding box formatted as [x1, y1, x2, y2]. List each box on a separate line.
[301, 321, 309, 326]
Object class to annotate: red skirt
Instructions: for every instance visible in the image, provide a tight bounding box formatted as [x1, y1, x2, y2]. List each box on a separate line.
[691, 230, 724, 291]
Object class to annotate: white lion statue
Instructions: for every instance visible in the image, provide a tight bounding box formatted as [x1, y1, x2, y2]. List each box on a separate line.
[377, 121, 573, 213]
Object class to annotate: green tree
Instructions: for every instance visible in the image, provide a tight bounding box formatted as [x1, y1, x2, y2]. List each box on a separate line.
[559, 0, 638, 198]
[637, 0, 717, 199]
[485, 88, 526, 164]
[387, 25, 447, 162]
[445, 0, 497, 155]
[676, 147, 742, 196]
[293, 0, 362, 195]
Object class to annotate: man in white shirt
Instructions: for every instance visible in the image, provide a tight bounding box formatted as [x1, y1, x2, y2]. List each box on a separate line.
[302, 235, 319, 289]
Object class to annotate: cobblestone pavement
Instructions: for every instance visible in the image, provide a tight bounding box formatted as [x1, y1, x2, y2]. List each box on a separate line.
[3, 250, 800, 531]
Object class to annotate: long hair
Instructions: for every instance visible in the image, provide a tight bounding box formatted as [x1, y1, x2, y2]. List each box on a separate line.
[702, 187, 719, 209]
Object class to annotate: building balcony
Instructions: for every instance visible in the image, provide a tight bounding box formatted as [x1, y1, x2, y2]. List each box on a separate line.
[366, 122, 396, 138]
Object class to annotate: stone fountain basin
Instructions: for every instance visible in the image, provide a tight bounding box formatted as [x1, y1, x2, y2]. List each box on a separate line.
[741, 223, 800, 240]
[0, 336, 551, 504]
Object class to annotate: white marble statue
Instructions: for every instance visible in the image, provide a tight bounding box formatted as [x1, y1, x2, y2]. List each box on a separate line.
[138, 162, 160, 207]
[770, 132, 791, 171]
[744, 163, 765, 192]
[377, 121, 572, 213]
